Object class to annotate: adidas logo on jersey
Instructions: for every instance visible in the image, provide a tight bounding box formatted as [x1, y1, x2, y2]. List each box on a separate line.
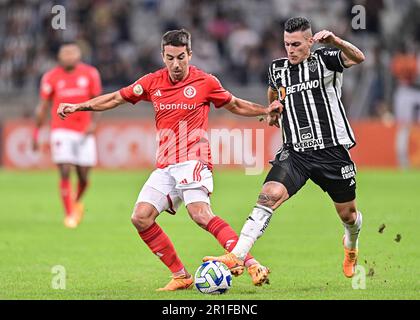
[349, 179, 355, 187]
[154, 90, 162, 97]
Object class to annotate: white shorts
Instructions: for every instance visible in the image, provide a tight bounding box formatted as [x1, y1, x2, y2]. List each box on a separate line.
[136, 160, 213, 214]
[50, 129, 97, 167]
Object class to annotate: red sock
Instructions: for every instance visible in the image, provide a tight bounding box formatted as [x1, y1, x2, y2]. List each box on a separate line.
[60, 179, 73, 217]
[76, 180, 88, 201]
[138, 223, 185, 274]
[206, 216, 254, 263]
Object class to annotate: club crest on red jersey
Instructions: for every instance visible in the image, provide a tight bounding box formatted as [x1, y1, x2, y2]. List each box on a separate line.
[77, 76, 89, 88]
[183, 86, 196, 98]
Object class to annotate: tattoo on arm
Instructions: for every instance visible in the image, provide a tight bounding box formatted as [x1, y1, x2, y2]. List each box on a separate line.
[271, 90, 279, 103]
[336, 39, 364, 66]
[78, 105, 94, 111]
[268, 88, 278, 104]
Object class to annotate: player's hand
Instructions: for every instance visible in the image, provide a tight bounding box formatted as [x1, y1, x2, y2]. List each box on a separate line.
[267, 100, 283, 114]
[313, 30, 338, 45]
[57, 103, 79, 120]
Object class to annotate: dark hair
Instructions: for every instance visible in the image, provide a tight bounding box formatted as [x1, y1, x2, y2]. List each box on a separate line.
[161, 29, 192, 53]
[56, 41, 79, 55]
[60, 40, 78, 47]
[284, 17, 311, 33]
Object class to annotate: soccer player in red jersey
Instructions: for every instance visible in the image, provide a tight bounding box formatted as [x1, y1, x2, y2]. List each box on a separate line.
[33, 42, 102, 228]
[57, 30, 280, 290]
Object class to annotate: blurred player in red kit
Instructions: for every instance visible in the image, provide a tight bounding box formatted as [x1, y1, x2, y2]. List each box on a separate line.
[33, 42, 102, 228]
[57, 29, 280, 290]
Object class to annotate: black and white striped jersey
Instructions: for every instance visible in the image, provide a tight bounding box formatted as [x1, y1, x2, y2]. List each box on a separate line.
[268, 47, 356, 152]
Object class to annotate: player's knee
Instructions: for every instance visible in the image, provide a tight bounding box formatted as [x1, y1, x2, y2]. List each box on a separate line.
[77, 175, 88, 186]
[187, 202, 214, 229]
[131, 203, 156, 231]
[336, 203, 357, 224]
[59, 169, 71, 180]
[257, 182, 289, 209]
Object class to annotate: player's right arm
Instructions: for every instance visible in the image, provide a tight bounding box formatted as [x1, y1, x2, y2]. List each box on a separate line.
[266, 87, 280, 128]
[58, 73, 152, 119]
[33, 72, 54, 151]
[33, 99, 51, 151]
[57, 91, 125, 120]
[267, 87, 278, 103]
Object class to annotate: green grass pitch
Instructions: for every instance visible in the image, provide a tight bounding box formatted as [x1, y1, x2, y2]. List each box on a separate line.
[0, 169, 419, 299]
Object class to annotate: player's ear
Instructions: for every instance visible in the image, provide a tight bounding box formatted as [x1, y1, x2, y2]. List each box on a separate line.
[308, 37, 314, 47]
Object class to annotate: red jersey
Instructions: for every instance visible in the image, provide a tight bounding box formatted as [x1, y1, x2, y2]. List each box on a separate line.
[120, 66, 232, 169]
[40, 63, 102, 133]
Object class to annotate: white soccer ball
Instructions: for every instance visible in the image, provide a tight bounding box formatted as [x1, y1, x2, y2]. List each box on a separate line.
[194, 261, 232, 294]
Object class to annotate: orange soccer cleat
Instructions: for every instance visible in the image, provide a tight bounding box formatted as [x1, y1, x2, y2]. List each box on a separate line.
[247, 264, 271, 286]
[203, 252, 245, 276]
[342, 236, 358, 278]
[73, 202, 85, 224]
[156, 274, 193, 291]
[64, 215, 78, 229]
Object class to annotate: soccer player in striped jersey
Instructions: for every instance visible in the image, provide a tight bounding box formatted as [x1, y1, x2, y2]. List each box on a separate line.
[204, 17, 365, 280]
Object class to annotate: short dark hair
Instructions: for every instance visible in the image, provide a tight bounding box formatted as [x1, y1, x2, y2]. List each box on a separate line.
[56, 41, 79, 55]
[60, 40, 78, 47]
[284, 17, 311, 33]
[161, 29, 192, 53]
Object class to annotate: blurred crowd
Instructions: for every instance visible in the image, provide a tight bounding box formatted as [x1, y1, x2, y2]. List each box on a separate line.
[1, 0, 420, 122]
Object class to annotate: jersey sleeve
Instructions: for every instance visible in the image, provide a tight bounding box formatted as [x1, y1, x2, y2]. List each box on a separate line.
[39, 72, 54, 100]
[316, 47, 346, 72]
[89, 67, 102, 97]
[267, 62, 278, 90]
[207, 75, 233, 108]
[119, 73, 153, 104]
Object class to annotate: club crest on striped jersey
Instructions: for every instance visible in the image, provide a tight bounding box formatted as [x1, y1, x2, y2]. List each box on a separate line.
[184, 86, 196, 98]
[308, 59, 318, 73]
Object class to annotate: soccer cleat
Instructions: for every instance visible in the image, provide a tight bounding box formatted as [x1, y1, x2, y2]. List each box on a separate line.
[247, 264, 271, 286]
[342, 236, 358, 278]
[64, 215, 78, 229]
[73, 202, 84, 224]
[203, 252, 245, 276]
[156, 274, 193, 291]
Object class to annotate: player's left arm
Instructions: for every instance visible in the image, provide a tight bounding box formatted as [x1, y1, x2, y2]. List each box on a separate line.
[223, 96, 283, 117]
[313, 30, 365, 67]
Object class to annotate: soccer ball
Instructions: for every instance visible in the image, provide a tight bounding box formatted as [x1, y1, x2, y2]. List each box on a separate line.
[194, 261, 232, 294]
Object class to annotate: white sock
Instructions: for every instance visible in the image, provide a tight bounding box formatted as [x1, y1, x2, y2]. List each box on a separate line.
[232, 204, 273, 260]
[343, 211, 362, 249]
